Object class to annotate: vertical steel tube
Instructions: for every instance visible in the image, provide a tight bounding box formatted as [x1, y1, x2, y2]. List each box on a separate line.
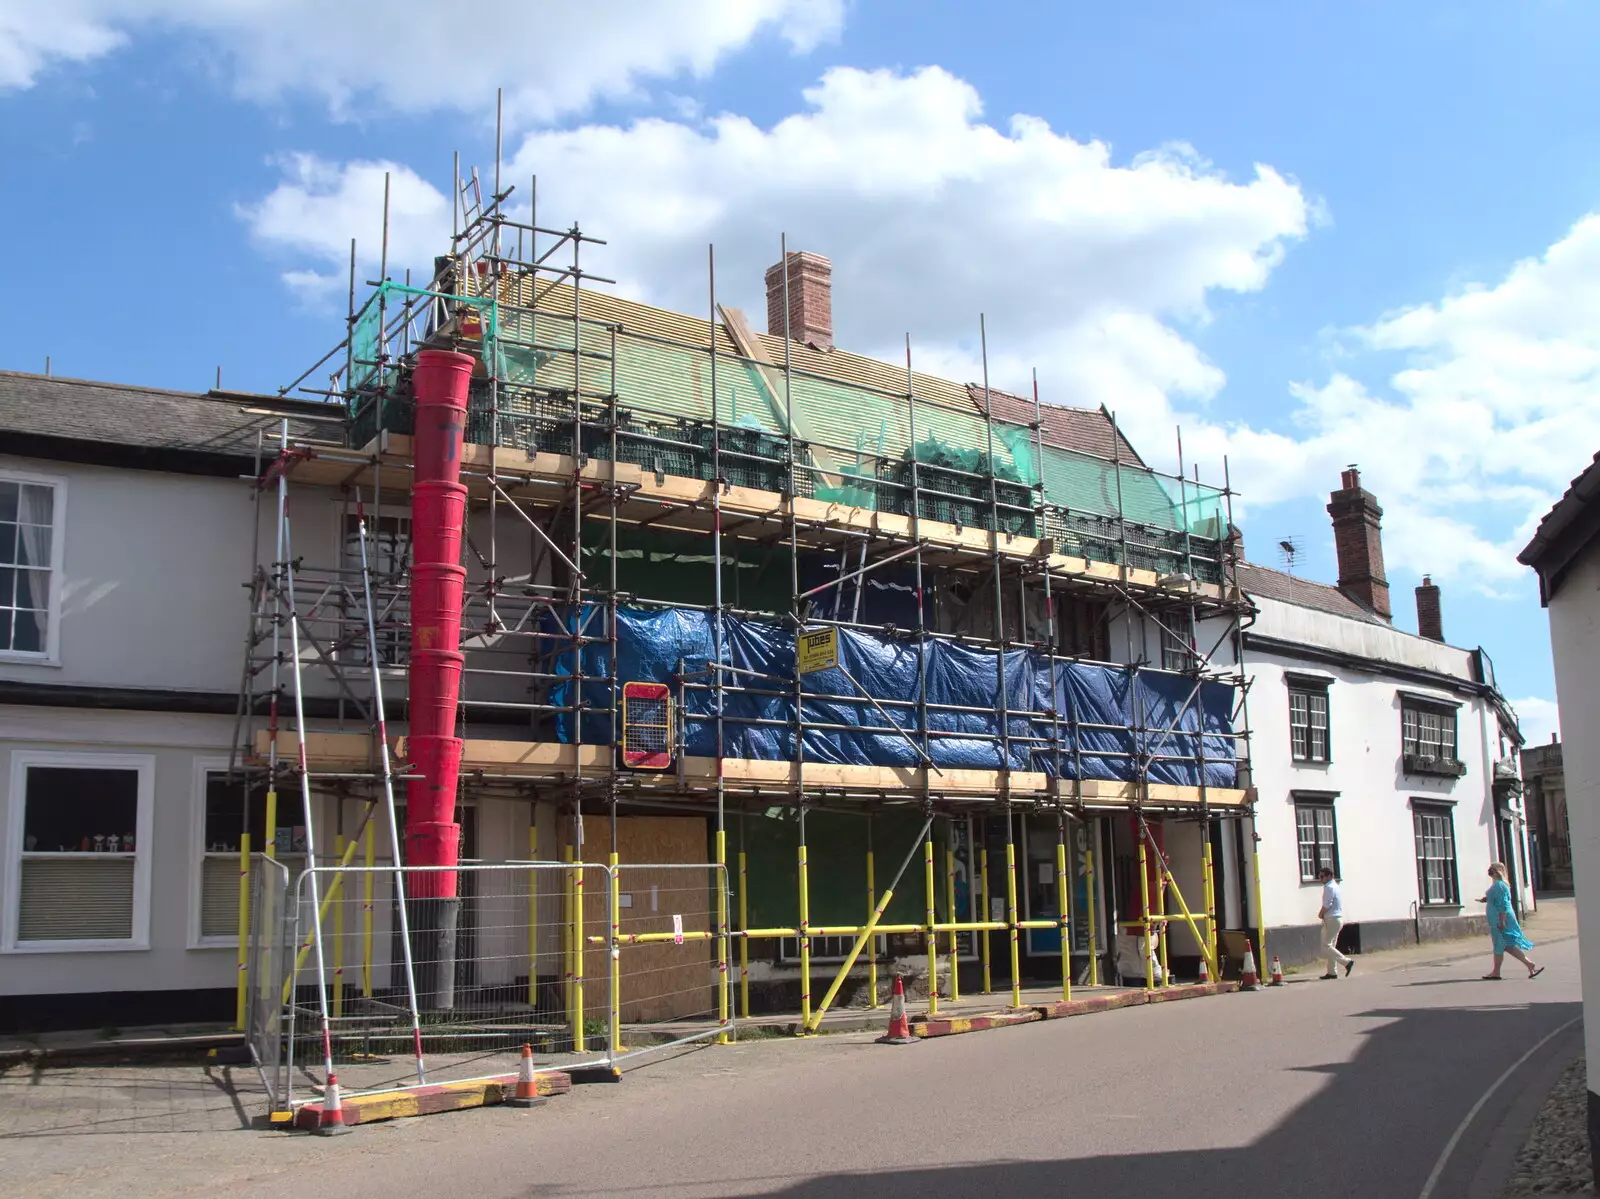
[527, 816, 538, 1006]
[1005, 813, 1021, 1008]
[979, 841, 992, 993]
[738, 837, 750, 1019]
[797, 806, 811, 1033]
[332, 832, 346, 1020]
[866, 820, 878, 1009]
[945, 827, 960, 1003]
[233, 832, 251, 1031]
[1086, 837, 1100, 986]
[609, 851, 622, 1058]
[1138, 832, 1154, 991]
[923, 833, 938, 1015]
[1056, 820, 1071, 1002]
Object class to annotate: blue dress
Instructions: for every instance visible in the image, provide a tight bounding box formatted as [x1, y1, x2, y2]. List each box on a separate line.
[1486, 880, 1534, 954]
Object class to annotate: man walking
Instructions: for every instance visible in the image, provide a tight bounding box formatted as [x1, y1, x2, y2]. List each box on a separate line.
[1317, 866, 1355, 979]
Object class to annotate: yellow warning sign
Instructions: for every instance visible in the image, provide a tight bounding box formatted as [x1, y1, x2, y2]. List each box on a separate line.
[796, 626, 839, 674]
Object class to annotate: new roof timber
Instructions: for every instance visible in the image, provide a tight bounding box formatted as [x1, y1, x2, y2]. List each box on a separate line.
[251, 730, 1248, 808]
[288, 435, 1233, 606]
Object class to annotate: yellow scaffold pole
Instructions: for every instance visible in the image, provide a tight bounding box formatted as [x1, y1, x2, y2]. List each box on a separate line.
[979, 842, 993, 993]
[1155, 833, 1170, 988]
[610, 852, 624, 1053]
[714, 831, 730, 1045]
[1202, 823, 1218, 967]
[866, 830, 879, 1009]
[1251, 821, 1267, 969]
[332, 833, 345, 1019]
[573, 850, 586, 1055]
[233, 832, 251, 1031]
[806, 817, 933, 1033]
[1056, 821, 1071, 1002]
[1005, 811, 1021, 1009]
[945, 830, 961, 1004]
[798, 813, 812, 1034]
[924, 833, 939, 1016]
[1138, 831, 1154, 991]
[738, 846, 750, 1018]
[1086, 835, 1100, 987]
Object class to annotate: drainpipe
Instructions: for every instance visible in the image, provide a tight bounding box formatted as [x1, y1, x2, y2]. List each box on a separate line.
[406, 348, 473, 1010]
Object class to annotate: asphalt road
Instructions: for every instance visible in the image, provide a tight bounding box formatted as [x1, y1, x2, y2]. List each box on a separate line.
[4, 934, 1582, 1199]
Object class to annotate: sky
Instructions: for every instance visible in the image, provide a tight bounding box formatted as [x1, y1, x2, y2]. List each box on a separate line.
[3, 0, 1598, 744]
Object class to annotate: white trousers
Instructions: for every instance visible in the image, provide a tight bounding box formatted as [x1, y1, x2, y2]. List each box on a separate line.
[1322, 916, 1352, 973]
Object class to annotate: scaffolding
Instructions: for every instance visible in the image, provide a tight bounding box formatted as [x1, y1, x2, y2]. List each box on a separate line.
[233, 136, 1259, 1092]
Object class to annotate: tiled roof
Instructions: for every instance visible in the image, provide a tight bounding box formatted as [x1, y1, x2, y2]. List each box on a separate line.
[0, 371, 335, 460]
[1517, 451, 1600, 601]
[1235, 562, 1389, 625]
[966, 385, 1145, 465]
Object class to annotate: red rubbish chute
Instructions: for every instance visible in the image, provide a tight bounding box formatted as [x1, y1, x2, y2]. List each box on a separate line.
[406, 349, 473, 902]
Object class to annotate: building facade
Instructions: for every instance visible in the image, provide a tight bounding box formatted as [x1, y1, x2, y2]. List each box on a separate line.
[1521, 738, 1571, 892]
[1519, 451, 1600, 1179]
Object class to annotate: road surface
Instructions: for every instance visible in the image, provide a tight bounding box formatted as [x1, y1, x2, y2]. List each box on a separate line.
[3, 931, 1581, 1199]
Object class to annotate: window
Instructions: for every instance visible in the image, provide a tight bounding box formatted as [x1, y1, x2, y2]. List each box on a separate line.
[196, 769, 281, 942]
[6, 753, 153, 950]
[0, 474, 61, 659]
[1160, 626, 1195, 672]
[342, 512, 410, 666]
[1289, 686, 1330, 763]
[1413, 805, 1459, 906]
[1402, 698, 1462, 775]
[1294, 798, 1339, 882]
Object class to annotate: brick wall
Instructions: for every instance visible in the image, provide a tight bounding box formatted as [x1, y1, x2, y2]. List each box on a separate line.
[1415, 575, 1443, 641]
[764, 251, 833, 349]
[1326, 466, 1391, 619]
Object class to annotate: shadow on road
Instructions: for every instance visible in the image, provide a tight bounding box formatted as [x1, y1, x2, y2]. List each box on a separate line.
[722, 1000, 1581, 1199]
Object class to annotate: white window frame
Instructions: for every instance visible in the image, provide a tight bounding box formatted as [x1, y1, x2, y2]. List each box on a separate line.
[1159, 626, 1195, 672]
[189, 757, 244, 949]
[3, 750, 155, 953]
[0, 468, 66, 666]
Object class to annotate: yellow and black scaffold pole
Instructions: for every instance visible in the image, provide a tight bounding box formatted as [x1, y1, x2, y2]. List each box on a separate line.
[806, 814, 935, 1034]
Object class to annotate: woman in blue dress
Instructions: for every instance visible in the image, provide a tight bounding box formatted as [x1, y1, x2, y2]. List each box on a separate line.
[1478, 862, 1543, 980]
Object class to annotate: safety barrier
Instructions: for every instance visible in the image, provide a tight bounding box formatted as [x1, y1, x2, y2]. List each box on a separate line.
[252, 859, 731, 1115]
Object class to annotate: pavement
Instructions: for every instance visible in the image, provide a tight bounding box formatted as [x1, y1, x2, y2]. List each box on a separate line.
[0, 898, 1581, 1199]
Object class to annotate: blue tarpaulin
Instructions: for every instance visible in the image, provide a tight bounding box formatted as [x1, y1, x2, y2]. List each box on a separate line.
[543, 607, 1236, 788]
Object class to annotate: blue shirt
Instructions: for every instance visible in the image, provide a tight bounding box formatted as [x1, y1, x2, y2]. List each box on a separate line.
[1322, 881, 1343, 919]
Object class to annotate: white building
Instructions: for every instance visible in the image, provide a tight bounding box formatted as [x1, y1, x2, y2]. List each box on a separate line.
[1518, 451, 1600, 1176]
[1228, 468, 1530, 966]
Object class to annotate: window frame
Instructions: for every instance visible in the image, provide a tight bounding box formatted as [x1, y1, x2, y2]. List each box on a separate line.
[1292, 794, 1340, 883]
[190, 758, 247, 949]
[337, 502, 412, 671]
[1412, 802, 1460, 908]
[1286, 678, 1332, 764]
[0, 468, 66, 666]
[4, 749, 155, 953]
[1159, 625, 1195, 673]
[1401, 697, 1459, 763]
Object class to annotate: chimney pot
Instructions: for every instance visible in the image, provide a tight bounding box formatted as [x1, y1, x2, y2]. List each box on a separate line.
[1415, 574, 1443, 641]
[1327, 467, 1391, 619]
[764, 250, 833, 350]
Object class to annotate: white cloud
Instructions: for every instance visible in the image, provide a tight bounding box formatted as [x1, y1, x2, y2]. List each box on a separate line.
[0, 0, 842, 119]
[243, 65, 1311, 480]
[1509, 695, 1560, 748]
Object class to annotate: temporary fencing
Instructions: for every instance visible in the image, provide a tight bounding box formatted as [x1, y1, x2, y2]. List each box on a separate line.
[250, 858, 730, 1115]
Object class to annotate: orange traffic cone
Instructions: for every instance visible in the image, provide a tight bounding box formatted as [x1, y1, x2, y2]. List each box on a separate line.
[878, 974, 916, 1045]
[1197, 955, 1211, 984]
[1240, 943, 1260, 991]
[1269, 956, 1285, 986]
[316, 1072, 352, 1136]
[508, 1043, 546, 1108]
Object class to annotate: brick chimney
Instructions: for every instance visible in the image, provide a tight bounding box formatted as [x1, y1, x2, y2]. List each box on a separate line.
[1415, 575, 1443, 641]
[764, 251, 833, 350]
[1326, 466, 1391, 619]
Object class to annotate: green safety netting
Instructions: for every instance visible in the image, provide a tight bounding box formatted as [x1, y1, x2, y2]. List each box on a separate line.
[347, 283, 1224, 555]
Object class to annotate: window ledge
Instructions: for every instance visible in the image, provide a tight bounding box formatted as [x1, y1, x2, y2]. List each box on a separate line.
[1291, 759, 1333, 768]
[0, 651, 61, 667]
[1418, 904, 1463, 913]
[1404, 755, 1467, 778]
[3, 940, 150, 954]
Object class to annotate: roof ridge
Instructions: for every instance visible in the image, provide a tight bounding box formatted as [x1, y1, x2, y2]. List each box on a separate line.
[0, 369, 207, 401]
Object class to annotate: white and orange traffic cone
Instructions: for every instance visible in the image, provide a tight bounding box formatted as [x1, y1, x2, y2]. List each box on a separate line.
[1240, 943, 1260, 991]
[1197, 955, 1211, 984]
[878, 974, 916, 1045]
[508, 1042, 546, 1108]
[316, 1072, 352, 1136]
[1269, 956, 1285, 986]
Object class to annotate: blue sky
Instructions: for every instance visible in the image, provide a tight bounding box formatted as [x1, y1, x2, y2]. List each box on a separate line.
[4, 0, 1599, 739]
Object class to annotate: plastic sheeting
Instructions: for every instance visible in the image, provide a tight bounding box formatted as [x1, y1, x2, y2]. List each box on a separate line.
[544, 607, 1237, 788]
